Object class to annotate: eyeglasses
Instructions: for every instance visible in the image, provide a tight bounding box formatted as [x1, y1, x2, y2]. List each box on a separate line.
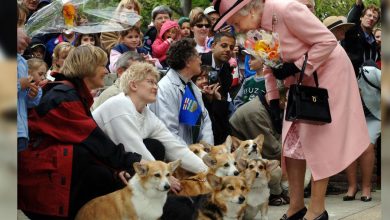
[145, 79, 158, 86]
[195, 23, 211, 29]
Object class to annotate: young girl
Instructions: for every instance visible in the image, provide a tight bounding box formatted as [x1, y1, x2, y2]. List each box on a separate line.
[27, 58, 48, 87]
[152, 20, 180, 67]
[47, 42, 74, 81]
[74, 33, 101, 47]
[109, 26, 148, 72]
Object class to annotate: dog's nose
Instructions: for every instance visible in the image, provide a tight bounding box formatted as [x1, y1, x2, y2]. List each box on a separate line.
[256, 172, 259, 178]
[164, 184, 170, 191]
[238, 196, 245, 204]
[234, 171, 239, 176]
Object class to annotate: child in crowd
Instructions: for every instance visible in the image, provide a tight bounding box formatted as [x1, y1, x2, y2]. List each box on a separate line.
[178, 17, 191, 38]
[192, 65, 231, 145]
[152, 20, 180, 67]
[17, 3, 42, 152]
[74, 33, 101, 47]
[23, 38, 46, 60]
[47, 42, 74, 81]
[109, 26, 148, 72]
[27, 58, 49, 87]
[233, 54, 266, 109]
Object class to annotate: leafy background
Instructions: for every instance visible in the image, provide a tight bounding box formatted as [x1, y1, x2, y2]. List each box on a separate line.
[99, 0, 381, 31]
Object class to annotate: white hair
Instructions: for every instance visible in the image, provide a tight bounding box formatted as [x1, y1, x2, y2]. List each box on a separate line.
[238, 0, 263, 16]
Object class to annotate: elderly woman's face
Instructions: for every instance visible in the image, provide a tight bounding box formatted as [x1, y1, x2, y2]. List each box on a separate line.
[226, 11, 261, 33]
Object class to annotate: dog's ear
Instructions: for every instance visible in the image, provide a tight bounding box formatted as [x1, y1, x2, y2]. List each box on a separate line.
[237, 158, 248, 172]
[265, 160, 280, 172]
[199, 140, 213, 153]
[133, 162, 148, 177]
[230, 135, 242, 152]
[207, 174, 222, 190]
[254, 134, 264, 152]
[203, 154, 217, 168]
[168, 160, 181, 173]
[224, 135, 233, 153]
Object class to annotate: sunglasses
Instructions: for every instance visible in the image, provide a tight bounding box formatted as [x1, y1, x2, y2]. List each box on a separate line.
[195, 23, 211, 29]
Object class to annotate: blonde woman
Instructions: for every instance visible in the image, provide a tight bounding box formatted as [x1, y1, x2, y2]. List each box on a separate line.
[92, 62, 208, 193]
[18, 45, 144, 219]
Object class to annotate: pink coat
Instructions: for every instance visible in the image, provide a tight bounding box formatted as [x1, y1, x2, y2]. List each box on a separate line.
[262, 0, 369, 180]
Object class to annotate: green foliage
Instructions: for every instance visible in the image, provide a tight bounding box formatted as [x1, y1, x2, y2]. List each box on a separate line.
[315, 0, 381, 21]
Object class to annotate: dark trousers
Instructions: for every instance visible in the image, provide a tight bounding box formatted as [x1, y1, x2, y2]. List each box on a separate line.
[143, 138, 165, 161]
[24, 139, 165, 220]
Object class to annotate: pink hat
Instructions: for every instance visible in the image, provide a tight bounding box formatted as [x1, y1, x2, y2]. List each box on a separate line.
[159, 20, 179, 38]
[212, 0, 252, 31]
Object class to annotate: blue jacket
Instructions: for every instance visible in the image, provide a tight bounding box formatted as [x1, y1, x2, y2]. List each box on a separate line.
[17, 54, 42, 141]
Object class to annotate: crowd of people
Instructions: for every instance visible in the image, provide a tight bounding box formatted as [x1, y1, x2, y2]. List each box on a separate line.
[17, 0, 381, 219]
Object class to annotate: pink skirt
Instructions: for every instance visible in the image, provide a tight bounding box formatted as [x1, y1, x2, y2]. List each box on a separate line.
[283, 122, 305, 160]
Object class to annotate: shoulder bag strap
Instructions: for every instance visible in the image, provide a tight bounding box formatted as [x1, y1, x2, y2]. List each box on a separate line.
[297, 53, 319, 88]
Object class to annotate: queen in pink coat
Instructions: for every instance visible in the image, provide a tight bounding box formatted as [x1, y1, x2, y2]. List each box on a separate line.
[212, 0, 370, 219]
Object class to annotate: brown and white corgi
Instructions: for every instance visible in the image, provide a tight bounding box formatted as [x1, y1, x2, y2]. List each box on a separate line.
[162, 174, 255, 220]
[231, 134, 264, 160]
[238, 158, 279, 220]
[174, 142, 211, 180]
[75, 160, 181, 220]
[177, 151, 240, 196]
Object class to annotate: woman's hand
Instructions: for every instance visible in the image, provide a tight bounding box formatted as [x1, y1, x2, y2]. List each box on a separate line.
[118, 171, 131, 185]
[169, 175, 182, 194]
[203, 83, 221, 101]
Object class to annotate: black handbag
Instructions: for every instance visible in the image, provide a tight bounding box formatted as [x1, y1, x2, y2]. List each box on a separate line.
[285, 54, 332, 124]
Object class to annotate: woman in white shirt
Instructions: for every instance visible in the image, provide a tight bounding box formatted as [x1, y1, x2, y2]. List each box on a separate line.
[92, 62, 208, 191]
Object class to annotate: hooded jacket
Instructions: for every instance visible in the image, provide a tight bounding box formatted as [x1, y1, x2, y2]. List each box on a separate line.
[152, 20, 179, 63]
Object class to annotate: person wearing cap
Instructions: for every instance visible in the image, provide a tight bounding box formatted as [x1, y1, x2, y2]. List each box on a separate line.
[23, 38, 46, 60]
[323, 16, 354, 41]
[204, 6, 220, 27]
[178, 17, 192, 38]
[341, 0, 380, 75]
[211, 0, 370, 219]
[142, 5, 173, 55]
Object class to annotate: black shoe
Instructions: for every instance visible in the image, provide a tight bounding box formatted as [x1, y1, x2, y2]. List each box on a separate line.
[303, 210, 329, 220]
[314, 210, 328, 220]
[360, 196, 372, 202]
[342, 190, 358, 201]
[280, 207, 307, 220]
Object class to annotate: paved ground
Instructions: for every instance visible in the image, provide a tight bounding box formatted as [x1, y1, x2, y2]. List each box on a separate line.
[17, 191, 381, 219]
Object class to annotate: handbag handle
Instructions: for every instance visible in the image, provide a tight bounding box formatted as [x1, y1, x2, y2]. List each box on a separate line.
[297, 53, 319, 88]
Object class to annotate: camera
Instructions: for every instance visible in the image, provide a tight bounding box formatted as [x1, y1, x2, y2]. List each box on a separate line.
[208, 70, 219, 85]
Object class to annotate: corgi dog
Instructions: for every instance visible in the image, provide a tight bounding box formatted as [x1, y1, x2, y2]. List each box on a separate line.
[162, 174, 254, 220]
[174, 142, 211, 180]
[75, 160, 181, 220]
[238, 158, 279, 220]
[231, 134, 264, 160]
[177, 152, 240, 196]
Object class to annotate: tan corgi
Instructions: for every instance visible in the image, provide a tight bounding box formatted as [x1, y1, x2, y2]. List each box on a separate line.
[238, 158, 279, 220]
[75, 160, 181, 220]
[231, 134, 264, 160]
[161, 174, 255, 220]
[177, 151, 240, 196]
[173, 142, 211, 180]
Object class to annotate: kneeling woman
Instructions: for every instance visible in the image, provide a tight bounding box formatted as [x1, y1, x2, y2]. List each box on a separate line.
[18, 45, 143, 219]
[92, 62, 208, 192]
